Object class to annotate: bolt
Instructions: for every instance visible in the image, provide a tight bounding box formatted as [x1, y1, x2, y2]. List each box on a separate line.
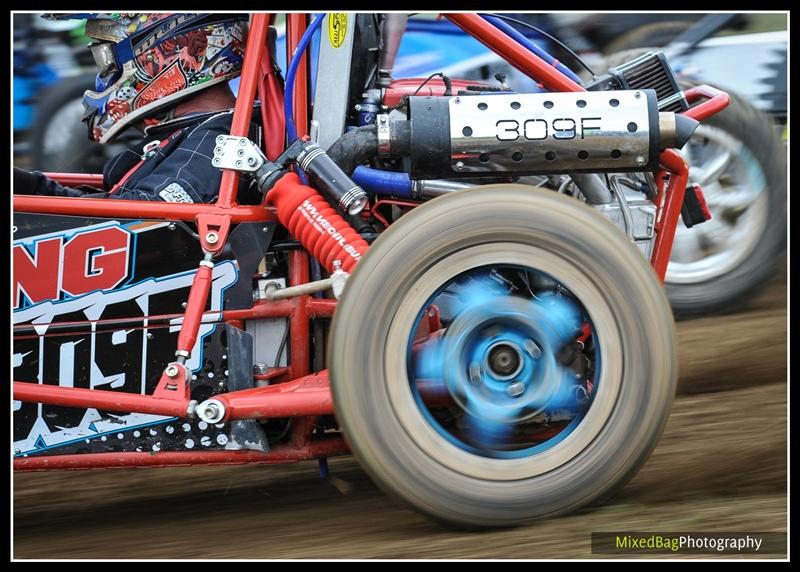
[247, 156, 257, 166]
[455, 161, 465, 171]
[214, 146, 223, 156]
[636, 156, 646, 166]
[165, 364, 180, 378]
[354, 104, 362, 111]
[523, 339, 542, 359]
[205, 231, 219, 244]
[507, 381, 525, 398]
[454, 97, 461, 104]
[216, 135, 225, 145]
[168, 222, 176, 231]
[235, 160, 243, 168]
[379, 115, 387, 124]
[634, 91, 641, 99]
[254, 363, 269, 375]
[262, 227, 269, 232]
[203, 402, 220, 420]
[147, 332, 154, 340]
[238, 138, 247, 146]
[182, 302, 188, 309]
[212, 158, 221, 166]
[237, 148, 245, 157]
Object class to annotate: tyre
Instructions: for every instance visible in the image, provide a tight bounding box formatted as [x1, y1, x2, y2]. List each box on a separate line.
[607, 48, 787, 317]
[603, 21, 692, 55]
[30, 73, 130, 173]
[329, 185, 677, 528]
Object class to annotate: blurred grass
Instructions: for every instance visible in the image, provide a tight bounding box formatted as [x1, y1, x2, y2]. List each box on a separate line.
[742, 13, 787, 33]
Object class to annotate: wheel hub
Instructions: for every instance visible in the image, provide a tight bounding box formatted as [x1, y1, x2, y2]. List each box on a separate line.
[486, 342, 523, 379]
[441, 295, 579, 424]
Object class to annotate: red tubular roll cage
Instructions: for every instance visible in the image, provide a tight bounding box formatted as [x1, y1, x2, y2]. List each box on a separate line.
[13, 13, 729, 471]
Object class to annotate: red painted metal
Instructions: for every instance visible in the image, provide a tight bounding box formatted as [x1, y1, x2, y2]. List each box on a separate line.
[415, 379, 453, 408]
[222, 297, 336, 322]
[267, 173, 369, 273]
[13, 195, 275, 222]
[216, 371, 333, 420]
[383, 78, 494, 107]
[371, 197, 422, 228]
[306, 298, 337, 318]
[13, 381, 190, 418]
[446, 13, 586, 93]
[216, 13, 270, 209]
[176, 263, 214, 354]
[195, 213, 232, 255]
[289, 250, 311, 381]
[14, 438, 350, 471]
[258, 14, 286, 161]
[152, 362, 191, 402]
[650, 150, 690, 281]
[287, 14, 310, 138]
[43, 173, 104, 187]
[683, 84, 731, 122]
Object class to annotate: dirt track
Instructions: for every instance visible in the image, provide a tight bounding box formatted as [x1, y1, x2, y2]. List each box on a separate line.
[13, 273, 787, 559]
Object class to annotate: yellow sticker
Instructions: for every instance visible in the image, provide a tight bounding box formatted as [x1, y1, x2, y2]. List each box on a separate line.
[328, 13, 348, 48]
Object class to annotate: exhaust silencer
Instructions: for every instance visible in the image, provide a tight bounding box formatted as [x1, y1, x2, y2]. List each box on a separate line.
[406, 90, 687, 179]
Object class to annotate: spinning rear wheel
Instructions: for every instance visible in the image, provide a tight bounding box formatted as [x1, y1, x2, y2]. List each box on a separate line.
[330, 185, 677, 528]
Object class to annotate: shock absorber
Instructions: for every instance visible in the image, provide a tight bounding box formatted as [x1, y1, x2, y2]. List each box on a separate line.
[266, 172, 369, 273]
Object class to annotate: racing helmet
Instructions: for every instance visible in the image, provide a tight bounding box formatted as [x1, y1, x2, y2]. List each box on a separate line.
[43, 13, 249, 143]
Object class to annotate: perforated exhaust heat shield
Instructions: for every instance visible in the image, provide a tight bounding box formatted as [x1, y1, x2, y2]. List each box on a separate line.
[407, 90, 661, 179]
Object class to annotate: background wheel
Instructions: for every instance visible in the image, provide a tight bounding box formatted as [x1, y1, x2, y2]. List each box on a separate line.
[605, 50, 787, 318]
[29, 73, 134, 173]
[665, 79, 786, 317]
[330, 185, 678, 528]
[603, 21, 692, 55]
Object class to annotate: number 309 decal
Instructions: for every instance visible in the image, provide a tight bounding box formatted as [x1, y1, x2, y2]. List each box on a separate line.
[495, 117, 602, 141]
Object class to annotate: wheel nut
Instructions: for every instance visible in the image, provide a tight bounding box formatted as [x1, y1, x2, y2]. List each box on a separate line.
[469, 362, 482, 384]
[524, 339, 542, 359]
[507, 381, 525, 398]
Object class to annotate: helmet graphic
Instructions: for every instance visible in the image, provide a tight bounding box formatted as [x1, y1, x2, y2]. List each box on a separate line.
[43, 13, 249, 143]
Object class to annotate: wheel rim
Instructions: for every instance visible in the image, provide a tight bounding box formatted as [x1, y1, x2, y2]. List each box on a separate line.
[667, 124, 769, 284]
[384, 242, 624, 481]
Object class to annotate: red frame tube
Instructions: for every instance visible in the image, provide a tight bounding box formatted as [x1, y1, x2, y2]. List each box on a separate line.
[175, 263, 214, 354]
[650, 150, 689, 281]
[13, 195, 274, 222]
[446, 13, 585, 93]
[13, 381, 189, 418]
[215, 13, 270, 208]
[683, 84, 731, 122]
[286, 14, 310, 138]
[14, 438, 350, 471]
[43, 173, 104, 187]
[215, 371, 333, 420]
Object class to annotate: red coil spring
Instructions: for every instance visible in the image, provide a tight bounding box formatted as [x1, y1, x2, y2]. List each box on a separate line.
[267, 172, 369, 273]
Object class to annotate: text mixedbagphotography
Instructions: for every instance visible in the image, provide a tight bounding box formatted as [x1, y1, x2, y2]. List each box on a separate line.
[591, 532, 786, 554]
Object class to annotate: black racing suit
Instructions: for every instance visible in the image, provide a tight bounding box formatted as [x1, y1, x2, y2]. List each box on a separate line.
[14, 111, 261, 205]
